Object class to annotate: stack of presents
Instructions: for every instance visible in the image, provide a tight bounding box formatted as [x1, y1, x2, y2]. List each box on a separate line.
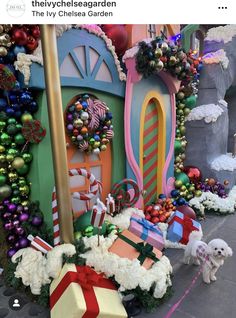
[50, 198, 201, 318]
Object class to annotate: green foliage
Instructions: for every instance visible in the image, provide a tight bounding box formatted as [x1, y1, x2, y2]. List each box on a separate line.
[63, 238, 90, 266]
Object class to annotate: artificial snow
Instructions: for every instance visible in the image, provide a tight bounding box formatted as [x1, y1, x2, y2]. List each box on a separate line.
[186, 103, 224, 123]
[123, 38, 153, 61]
[202, 49, 229, 69]
[205, 25, 236, 44]
[211, 154, 236, 171]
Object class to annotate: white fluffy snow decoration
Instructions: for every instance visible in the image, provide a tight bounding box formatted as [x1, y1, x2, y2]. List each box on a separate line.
[186, 103, 224, 123]
[202, 49, 229, 69]
[211, 154, 236, 171]
[206, 25, 236, 44]
[15, 24, 126, 85]
[81, 233, 172, 299]
[122, 38, 153, 62]
[189, 186, 236, 216]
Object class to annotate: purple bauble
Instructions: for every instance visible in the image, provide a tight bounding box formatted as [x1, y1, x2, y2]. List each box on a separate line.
[19, 237, 29, 248]
[4, 222, 14, 231]
[15, 227, 25, 236]
[2, 212, 12, 220]
[7, 234, 16, 243]
[67, 124, 73, 131]
[17, 205, 23, 213]
[7, 248, 17, 258]
[67, 114, 73, 121]
[31, 216, 43, 227]
[23, 206, 29, 213]
[77, 135, 83, 141]
[13, 220, 20, 227]
[14, 242, 20, 249]
[3, 200, 10, 206]
[19, 213, 29, 222]
[7, 203, 17, 213]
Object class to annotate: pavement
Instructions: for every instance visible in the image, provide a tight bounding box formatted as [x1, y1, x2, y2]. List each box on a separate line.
[0, 213, 235, 318]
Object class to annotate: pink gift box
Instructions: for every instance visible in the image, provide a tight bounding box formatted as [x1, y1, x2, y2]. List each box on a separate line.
[129, 214, 164, 251]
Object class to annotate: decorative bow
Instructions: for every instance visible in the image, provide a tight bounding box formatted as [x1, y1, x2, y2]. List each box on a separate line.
[22, 120, 46, 144]
[76, 266, 101, 290]
[130, 217, 163, 240]
[87, 99, 107, 130]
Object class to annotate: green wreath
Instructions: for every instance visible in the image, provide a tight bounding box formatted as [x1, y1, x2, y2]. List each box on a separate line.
[65, 95, 114, 154]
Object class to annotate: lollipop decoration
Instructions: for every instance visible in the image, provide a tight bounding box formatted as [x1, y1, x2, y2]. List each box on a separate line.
[106, 193, 115, 216]
[21, 119, 46, 152]
[65, 95, 114, 154]
[90, 198, 106, 246]
[111, 179, 140, 215]
[52, 168, 101, 246]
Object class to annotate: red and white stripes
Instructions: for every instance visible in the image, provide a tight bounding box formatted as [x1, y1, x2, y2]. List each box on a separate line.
[52, 168, 101, 246]
[27, 235, 53, 254]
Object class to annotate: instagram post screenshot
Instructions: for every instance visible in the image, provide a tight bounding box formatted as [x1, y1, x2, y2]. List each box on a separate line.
[0, 1, 235, 317]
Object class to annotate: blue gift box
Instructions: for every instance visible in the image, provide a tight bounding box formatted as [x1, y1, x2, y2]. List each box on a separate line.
[166, 211, 201, 244]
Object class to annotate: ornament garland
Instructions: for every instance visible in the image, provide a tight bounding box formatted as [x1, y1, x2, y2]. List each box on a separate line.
[65, 94, 114, 154]
[136, 37, 202, 201]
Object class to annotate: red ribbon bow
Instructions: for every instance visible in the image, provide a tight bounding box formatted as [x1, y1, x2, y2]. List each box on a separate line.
[76, 266, 101, 290]
[168, 213, 198, 245]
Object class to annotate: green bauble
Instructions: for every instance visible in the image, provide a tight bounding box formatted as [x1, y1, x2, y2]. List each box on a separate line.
[185, 95, 197, 109]
[16, 124, 22, 131]
[22, 153, 33, 163]
[7, 148, 18, 156]
[14, 134, 26, 145]
[12, 157, 25, 169]
[18, 178, 27, 186]
[0, 168, 7, 175]
[183, 108, 191, 116]
[11, 182, 18, 190]
[0, 121, 6, 131]
[0, 133, 11, 145]
[6, 154, 14, 163]
[74, 231, 82, 240]
[0, 145, 5, 153]
[21, 113, 33, 123]
[0, 175, 6, 186]
[11, 197, 21, 204]
[174, 180, 183, 189]
[7, 118, 17, 125]
[8, 172, 18, 182]
[13, 189, 20, 196]
[0, 154, 6, 163]
[74, 210, 106, 235]
[16, 164, 29, 176]
[174, 140, 183, 155]
[19, 185, 30, 196]
[175, 172, 190, 185]
[0, 185, 12, 200]
[7, 124, 18, 135]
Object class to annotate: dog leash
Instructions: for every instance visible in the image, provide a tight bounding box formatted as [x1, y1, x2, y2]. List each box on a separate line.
[164, 263, 205, 318]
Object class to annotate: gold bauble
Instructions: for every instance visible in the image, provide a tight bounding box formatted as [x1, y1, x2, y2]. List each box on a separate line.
[0, 46, 7, 56]
[0, 145, 5, 153]
[12, 157, 25, 169]
[8, 172, 18, 182]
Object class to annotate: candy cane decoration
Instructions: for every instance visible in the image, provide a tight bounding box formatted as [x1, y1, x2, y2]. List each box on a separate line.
[52, 168, 101, 246]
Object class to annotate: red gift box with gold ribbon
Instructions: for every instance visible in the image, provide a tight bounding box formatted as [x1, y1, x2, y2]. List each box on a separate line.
[50, 264, 127, 318]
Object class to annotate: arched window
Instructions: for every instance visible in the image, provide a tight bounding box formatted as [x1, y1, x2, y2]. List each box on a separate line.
[147, 24, 156, 39]
[190, 30, 204, 56]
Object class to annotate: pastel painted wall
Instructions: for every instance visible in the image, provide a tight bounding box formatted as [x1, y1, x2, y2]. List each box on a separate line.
[126, 24, 180, 47]
[126, 75, 174, 194]
[28, 88, 125, 227]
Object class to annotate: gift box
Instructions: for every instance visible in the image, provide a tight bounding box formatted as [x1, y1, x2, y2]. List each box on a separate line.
[167, 211, 201, 245]
[50, 264, 127, 318]
[129, 214, 164, 251]
[109, 230, 162, 269]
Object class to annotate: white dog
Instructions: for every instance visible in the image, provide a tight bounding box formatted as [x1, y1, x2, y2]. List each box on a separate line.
[184, 231, 233, 284]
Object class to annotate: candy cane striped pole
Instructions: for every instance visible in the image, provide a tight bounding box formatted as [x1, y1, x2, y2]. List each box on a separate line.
[27, 235, 53, 254]
[52, 168, 101, 246]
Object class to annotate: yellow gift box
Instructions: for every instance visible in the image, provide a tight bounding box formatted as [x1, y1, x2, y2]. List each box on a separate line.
[50, 263, 128, 318]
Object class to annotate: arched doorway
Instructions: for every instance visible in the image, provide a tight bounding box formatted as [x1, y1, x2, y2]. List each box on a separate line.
[140, 92, 166, 205]
[65, 94, 112, 218]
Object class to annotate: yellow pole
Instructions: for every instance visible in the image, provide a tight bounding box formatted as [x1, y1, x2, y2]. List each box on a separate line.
[40, 25, 74, 243]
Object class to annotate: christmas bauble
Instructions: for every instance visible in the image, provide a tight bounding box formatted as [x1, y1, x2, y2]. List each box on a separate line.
[31, 215, 43, 226]
[12, 157, 25, 169]
[104, 25, 128, 56]
[16, 164, 29, 176]
[14, 133, 25, 145]
[0, 185, 12, 200]
[177, 205, 196, 220]
[12, 29, 28, 46]
[0, 175, 6, 186]
[0, 133, 11, 145]
[185, 95, 197, 109]
[22, 153, 33, 163]
[183, 166, 202, 183]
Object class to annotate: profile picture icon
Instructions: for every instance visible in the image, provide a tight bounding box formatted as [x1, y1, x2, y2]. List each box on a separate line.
[13, 299, 20, 307]
[6, 0, 26, 18]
